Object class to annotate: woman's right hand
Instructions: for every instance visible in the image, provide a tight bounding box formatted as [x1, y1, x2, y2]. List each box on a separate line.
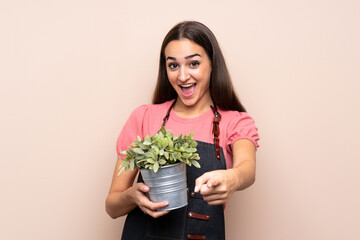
[130, 182, 170, 218]
[106, 159, 169, 219]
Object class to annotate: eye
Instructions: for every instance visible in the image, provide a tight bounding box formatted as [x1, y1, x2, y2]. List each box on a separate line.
[189, 61, 200, 67]
[168, 63, 178, 69]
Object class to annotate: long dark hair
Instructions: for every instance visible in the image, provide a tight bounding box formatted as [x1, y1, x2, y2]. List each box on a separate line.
[152, 21, 246, 112]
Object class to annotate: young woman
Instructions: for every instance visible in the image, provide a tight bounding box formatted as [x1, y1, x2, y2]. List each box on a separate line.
[106, 21, 260, 240]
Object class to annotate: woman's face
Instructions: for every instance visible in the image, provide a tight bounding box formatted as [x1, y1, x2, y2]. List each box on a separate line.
[164, 38, 212, 108]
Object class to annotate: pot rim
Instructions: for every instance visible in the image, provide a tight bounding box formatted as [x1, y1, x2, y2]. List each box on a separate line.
[139, 162, 184, 172]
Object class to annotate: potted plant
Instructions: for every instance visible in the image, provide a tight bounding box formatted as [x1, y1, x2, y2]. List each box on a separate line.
[118, 126, 201, 211]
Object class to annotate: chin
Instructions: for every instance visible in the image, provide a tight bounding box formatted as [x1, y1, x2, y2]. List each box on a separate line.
[179, 98, 197, 107]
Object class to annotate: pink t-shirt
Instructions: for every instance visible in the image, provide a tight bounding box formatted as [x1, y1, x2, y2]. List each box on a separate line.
[116, 100, 260, 169]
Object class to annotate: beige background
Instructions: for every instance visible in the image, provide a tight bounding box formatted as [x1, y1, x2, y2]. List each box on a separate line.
[1, 0, 359, 239]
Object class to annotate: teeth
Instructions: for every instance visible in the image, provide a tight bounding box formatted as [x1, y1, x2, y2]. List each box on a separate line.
[180, 83, 195, 88]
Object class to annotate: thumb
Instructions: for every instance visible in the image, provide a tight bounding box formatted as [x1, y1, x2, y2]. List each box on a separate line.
[194, 173, 211, 192]
[136, 182, 150, 193]
[205, 175, 220, 188]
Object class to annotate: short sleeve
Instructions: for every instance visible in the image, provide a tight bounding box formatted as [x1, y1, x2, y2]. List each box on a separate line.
[226, 112, 260, 152]
[116, 105, 149, 157]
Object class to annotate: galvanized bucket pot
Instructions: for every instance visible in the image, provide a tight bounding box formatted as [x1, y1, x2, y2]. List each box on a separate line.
[140, 162, 187, 211]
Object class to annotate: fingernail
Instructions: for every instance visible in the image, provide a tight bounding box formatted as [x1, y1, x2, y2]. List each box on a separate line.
[207, 183, 212, 188]
[164, 201, 169, 206]
[194, 186, 199, 192]
[144, 186, 149, 191]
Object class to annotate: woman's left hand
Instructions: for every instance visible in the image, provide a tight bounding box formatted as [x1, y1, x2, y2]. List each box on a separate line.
[194, 169, 239, 205]
[194, 139, 257, 205]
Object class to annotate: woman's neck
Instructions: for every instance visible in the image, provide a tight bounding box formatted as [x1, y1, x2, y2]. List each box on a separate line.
[173, 95, 213, 118]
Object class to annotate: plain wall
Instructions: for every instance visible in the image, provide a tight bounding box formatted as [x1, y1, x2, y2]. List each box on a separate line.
[1, 0, 359, 239]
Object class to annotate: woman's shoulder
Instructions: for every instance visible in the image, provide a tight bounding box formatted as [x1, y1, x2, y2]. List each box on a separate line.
[219, 109, 260, 148]
[218, 109, 255, 123]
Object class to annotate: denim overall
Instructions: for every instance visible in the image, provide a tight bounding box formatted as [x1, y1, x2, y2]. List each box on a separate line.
[121, 103, 226, 240]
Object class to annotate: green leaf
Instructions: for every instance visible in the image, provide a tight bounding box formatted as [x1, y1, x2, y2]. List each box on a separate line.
[189, 153, 200, 160]
[152, 145, 159, 154]
[127, 148, 135, 158]
[160, 126, 167, 135]
[175, 152, 182, 161]
[186, 148, 197, 153]
[163, 138, 168, 148]
[158, 159, 166, 165]
[158, 140, 163, 148]
[166, 133, 173, 139]
[118, 167, 125, 175]
[189, 132, 194, 138]
[130, 160, 135, 171]
[147, 159, 155, 164]
[133, 148, 145, 154]
[144, 135, 151, 145]
[135, 155, 145, 160]
[137, 136, 142, 141]
[139, 143, 149, 150]
[168, 138, 174, 148]
[164, 151, 169, 159]
[153, 161, 159, 173]
[175, 143, 181, 150]
[191, 160, 201, 168]
[151, 151, 158, 160]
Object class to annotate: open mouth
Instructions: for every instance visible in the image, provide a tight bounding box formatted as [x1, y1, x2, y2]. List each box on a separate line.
[179, 83, 196, 97]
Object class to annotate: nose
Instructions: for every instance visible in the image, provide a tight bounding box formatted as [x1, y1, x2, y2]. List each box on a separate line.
[178, 66, 190, 82]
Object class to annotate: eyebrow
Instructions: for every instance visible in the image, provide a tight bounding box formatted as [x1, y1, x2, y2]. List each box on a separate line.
[166, 53, 201, 61]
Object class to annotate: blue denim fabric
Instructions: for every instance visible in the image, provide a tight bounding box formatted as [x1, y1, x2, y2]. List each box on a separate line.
[121, 141, 227, 240]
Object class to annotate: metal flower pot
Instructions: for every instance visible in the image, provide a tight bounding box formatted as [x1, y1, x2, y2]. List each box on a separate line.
[140, 162, 187, 211]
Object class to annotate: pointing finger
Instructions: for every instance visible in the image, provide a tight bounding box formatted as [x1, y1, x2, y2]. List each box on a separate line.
[195, 173, 211, 192]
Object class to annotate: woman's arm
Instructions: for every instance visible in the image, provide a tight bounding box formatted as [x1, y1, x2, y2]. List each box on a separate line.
[194, 139, 256, 205]
[105, 158, 169, 219]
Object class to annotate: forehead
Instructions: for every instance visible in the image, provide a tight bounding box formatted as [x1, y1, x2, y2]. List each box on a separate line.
[164, 39, 206, 57]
